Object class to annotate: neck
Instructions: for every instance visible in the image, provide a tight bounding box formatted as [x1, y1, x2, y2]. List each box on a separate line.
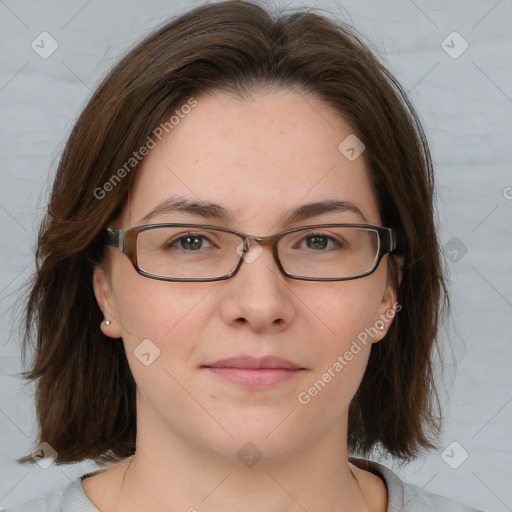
[107, 415, 371, 512]
[116, 455, 369, 512]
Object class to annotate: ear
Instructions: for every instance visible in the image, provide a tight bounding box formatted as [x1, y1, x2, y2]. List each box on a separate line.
[371, 254, 404, 343]
[92, 265, 123, 339]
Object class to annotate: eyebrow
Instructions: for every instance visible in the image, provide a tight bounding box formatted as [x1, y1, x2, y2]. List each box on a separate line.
[139, 195, 369, 225]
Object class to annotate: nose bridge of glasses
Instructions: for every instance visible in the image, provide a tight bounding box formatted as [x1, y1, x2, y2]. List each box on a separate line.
[244, 233, 280, 254]
[235, 234, 280, 268]
[248, 234, 277, 247]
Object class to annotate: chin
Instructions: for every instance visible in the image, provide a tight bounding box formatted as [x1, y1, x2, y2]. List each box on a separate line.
[194, 415, 309, 465]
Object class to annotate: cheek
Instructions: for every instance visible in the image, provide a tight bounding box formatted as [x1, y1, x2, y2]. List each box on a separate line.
[299, 280, 384, 351]
[288, 281, 384, 409]
[110, 259, 213, 361]
[111, 279, 214, 411]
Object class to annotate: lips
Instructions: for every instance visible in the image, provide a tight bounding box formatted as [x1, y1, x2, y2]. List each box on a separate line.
[201, 355, 304, 370]
[201, 355, 306, 388]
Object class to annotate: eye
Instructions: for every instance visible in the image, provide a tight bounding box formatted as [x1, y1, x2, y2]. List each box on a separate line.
[301, 233, 341, 251]
[170, 233, 213, 251]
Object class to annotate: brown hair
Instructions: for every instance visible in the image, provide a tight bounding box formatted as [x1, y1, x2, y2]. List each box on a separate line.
[17, 0, 449, 466]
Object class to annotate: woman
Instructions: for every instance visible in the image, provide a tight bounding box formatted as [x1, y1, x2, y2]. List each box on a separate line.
[6, 1, 489, 511]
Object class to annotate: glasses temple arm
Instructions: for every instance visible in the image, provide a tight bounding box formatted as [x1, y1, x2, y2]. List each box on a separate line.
[103, 227, 125, 251]
[383, 228, 397, 253]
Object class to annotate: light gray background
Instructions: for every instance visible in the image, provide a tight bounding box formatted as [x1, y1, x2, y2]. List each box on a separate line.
[0, 0, 511, 510]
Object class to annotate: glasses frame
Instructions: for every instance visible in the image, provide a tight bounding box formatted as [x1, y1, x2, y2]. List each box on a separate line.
[103, 223, 397, 282]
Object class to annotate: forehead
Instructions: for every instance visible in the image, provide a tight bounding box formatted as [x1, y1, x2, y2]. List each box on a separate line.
[123, 89, 381, 231]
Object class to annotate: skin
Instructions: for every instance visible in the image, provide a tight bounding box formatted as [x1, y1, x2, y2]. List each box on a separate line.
[89, 88, 402, 512]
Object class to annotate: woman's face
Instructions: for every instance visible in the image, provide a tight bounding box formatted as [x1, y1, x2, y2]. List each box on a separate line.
[94, 89, 399, 463]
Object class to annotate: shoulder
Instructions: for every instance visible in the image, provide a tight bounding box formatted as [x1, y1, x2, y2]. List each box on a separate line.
[1, 476, 98, 512]
[403, 481, 487, 511]
[1, 490, 63, 512]
[399, 468, 491, 511]
[349, 456, 490, 512]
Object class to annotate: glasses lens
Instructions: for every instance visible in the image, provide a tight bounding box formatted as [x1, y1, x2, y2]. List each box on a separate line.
[136, 226, 242, 279]
[135, 225, 380, 280]
[278, 226, 379, 279]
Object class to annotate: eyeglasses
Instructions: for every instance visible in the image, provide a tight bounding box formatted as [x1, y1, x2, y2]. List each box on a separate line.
[102, 223, 396, 282]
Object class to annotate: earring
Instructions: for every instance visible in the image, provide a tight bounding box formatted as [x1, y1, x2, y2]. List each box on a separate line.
[103, 320, 111, 326]
[378, 324, 385, 330]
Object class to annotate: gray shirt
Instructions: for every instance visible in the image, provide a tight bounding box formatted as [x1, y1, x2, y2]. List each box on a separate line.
[1, 457, 488, 511]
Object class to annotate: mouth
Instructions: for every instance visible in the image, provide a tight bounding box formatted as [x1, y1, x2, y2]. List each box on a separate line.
[203, 355, 304, 370]
[201, 355, 307, 389]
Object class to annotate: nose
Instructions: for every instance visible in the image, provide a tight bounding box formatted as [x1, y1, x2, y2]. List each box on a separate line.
[218, 240, 296, 333]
